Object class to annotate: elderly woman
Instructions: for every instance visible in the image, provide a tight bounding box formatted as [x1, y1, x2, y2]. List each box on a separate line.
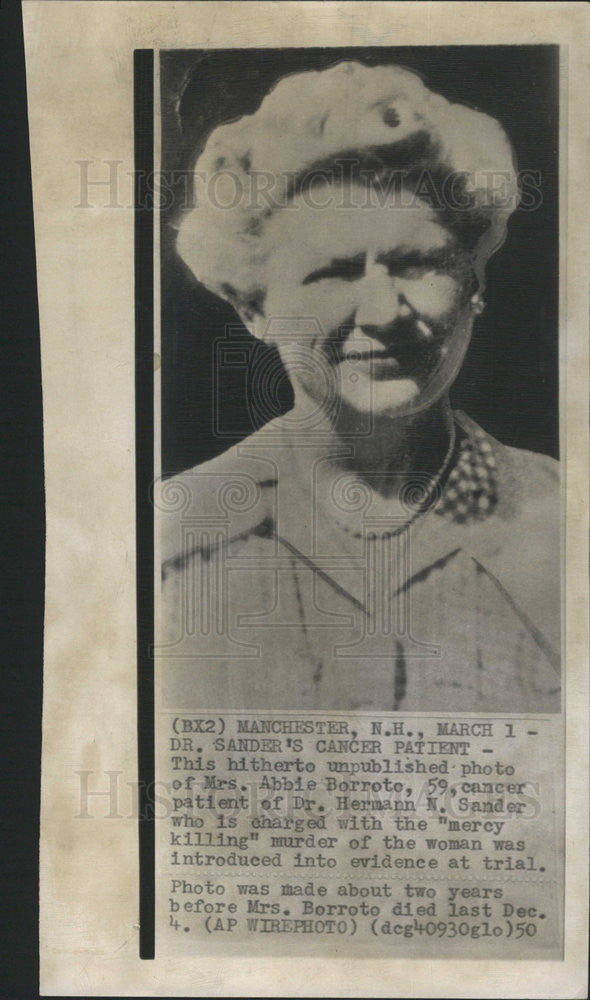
[159, 61, 560, 712]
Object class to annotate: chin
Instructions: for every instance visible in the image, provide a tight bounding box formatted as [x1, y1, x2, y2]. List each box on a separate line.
[338, 374, 424, 421]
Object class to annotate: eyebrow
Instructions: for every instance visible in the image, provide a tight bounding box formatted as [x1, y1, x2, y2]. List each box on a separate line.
[376, 246, 453, 269]
[302, 252, 366, 285]
[302, 246, 455, 285]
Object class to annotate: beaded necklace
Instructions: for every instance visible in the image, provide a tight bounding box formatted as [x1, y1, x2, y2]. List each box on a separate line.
[331, 416, 499, 539]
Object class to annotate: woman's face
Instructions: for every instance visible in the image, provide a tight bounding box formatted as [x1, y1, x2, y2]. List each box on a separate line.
[257, 182, 476, 428]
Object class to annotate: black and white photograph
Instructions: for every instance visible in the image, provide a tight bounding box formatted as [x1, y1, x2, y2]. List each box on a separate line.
[19, 2, 588, 995]
[157, 47, 560, 713]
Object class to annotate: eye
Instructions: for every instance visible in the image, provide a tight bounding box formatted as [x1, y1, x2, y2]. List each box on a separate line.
[396, 264, 432, 281]
[383, 250, 452, 282]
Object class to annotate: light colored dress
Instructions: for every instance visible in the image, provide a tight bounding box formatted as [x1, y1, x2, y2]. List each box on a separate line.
[158, 412, 560, 712]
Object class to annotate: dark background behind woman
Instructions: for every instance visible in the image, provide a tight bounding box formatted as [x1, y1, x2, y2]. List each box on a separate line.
[160, 46, 558, 477]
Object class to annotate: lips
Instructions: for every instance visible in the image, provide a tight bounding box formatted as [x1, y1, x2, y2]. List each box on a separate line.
[356, 355, 403, 380]
[340, 338, 443, 381]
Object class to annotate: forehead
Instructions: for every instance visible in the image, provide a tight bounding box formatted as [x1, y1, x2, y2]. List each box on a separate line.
[264, 183, 453, 270]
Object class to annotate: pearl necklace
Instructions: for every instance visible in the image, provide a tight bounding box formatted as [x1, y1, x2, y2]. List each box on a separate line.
[374, 415, 458, 538]
[333, 415, 458, 540]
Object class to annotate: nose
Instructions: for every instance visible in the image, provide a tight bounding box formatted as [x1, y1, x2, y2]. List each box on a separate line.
[353, 263, 411, 332]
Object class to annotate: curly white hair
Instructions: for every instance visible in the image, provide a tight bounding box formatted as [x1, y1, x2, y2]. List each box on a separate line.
[176, 61, 519, 319]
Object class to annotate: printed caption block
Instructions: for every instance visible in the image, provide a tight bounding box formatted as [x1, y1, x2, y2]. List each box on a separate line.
[156, 714, 563, 958]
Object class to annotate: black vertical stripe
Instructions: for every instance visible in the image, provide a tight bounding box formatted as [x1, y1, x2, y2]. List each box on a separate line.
[1, 2, 44, 994]
[135, 48, 155, 960]
[393, 640, 407, 710]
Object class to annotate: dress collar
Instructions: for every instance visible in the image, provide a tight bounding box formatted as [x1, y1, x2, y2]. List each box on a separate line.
[269, 410, 559, 671]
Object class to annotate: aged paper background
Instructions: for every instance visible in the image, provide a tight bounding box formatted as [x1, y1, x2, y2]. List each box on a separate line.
[24, 2, 589, 996]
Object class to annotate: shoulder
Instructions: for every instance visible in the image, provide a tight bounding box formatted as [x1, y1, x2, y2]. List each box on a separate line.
[159, 423, 283, 574]
[499, 440, 559, 489]
[455, 411, 559, 518]
[454, 413, 560, 668]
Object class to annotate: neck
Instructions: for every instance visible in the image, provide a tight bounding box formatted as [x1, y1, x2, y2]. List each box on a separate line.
[284, 393, 454, 500]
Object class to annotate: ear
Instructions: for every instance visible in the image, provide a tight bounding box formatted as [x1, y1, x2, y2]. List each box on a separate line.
[233, 306, 263, 344]
[234, 289, 268, 342]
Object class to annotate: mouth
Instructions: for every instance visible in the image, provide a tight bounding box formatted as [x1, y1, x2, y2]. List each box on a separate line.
[340, 339, 444, 382]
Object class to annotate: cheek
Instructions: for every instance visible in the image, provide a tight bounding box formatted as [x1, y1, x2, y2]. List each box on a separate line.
[401, 274, 463, 318]
[266, 282, 358, 337]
